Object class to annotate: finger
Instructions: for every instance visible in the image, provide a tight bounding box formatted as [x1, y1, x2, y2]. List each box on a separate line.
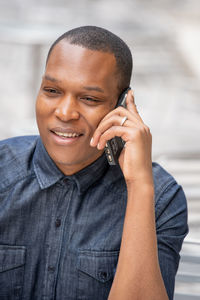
[97, 120, 146, 150]
[100, 105, 140, 125]
[91, 115, 139, 147]
[101, 91, 142, 124]
[126, 90, 144, 123]
[97, 120, 152, 150]
[98, 105, 127, 124]
[97, 126, 135, 150]
[90, 115, 126, 147]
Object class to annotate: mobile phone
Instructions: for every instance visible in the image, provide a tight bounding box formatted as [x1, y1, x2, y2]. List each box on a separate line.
[104, 87, 131, 165]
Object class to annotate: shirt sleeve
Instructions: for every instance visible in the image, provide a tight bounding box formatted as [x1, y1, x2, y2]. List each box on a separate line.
[155, 181, 188, 300]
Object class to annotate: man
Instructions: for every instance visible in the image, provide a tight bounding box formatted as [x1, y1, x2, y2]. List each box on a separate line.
[0, 26, 188, 300]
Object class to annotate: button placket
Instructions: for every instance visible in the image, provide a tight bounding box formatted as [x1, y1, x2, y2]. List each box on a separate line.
[43, 182, 74, 299]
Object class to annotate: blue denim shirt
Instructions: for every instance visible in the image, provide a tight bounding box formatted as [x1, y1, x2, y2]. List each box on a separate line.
[0, 136, 188, 300]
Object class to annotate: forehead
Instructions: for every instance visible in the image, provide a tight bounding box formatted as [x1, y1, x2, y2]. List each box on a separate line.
[45, 41, 118, 90]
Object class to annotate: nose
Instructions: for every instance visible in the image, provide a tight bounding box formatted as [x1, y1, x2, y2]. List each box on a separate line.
[55, 95, 80, 122]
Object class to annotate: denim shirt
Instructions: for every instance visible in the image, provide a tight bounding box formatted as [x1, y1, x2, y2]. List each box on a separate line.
[0, 136, 188, 300]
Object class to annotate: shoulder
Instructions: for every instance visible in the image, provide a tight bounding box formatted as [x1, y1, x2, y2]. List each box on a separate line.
[104, 162, 180, 198]
[152, 162, 187, 226]
[0, 134, 38, 147]
[0, 135, 38, 159]
[152, 162, 187, 220]
[152, 162, 179, 203]
[0, 136, 39, 190]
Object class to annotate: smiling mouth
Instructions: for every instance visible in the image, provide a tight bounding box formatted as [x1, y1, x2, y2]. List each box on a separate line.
[54, 131, 81, 138]
[50, 129, 84, 140]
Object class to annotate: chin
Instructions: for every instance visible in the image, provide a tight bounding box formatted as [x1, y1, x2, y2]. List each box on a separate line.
[54, 150, 103, 171]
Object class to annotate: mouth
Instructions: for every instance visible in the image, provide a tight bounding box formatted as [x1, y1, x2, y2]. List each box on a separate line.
[53, 131, 82, 138]
[50, 128, 84, 145]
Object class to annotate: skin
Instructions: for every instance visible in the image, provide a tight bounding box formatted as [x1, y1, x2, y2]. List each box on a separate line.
[36, 40, 169, 299]
[36, 41, 119, 175]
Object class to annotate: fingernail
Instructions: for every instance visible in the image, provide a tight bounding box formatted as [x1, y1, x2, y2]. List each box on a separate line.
[90, 137, 94, 146]
[131, 90, 134, 98]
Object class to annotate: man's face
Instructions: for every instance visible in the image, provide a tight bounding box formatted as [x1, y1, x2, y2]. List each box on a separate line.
[36, 40, 119, 175]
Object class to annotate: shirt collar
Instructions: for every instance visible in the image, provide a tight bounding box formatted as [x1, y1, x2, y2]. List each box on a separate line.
[33, 137, 64, 189]
[33, 137, 109, 193]
[70, 152, 109, 194]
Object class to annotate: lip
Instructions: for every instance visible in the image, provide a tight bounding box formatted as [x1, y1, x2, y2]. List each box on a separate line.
[49, 127, 84, 146]
[51, 127, 83, 134]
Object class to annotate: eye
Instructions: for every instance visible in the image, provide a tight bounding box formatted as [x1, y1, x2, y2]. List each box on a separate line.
[43, 87, 61, 96]
[84, 97, 97, 102]
[80, 96, 102, 105]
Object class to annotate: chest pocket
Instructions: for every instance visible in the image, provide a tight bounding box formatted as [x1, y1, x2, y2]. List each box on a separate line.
[0, 245, 26, 300]
[77, 250, 119, 300]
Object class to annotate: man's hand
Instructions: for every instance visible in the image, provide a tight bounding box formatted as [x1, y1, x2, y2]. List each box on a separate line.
[90, 89, 153, 186]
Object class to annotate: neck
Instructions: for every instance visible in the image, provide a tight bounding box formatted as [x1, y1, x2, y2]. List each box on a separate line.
[55, 151, 104, 175]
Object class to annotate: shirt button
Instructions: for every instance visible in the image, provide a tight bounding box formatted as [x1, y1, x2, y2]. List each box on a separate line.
[99, 271, 108, 280]
[55, 219, 61, 228]
[48, 266, 55, 272]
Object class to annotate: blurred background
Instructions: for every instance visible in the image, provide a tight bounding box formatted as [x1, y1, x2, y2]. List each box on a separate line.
[0, 0, 200, 296]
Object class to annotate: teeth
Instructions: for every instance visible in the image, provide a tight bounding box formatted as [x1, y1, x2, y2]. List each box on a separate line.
[54, 131, 80, 138]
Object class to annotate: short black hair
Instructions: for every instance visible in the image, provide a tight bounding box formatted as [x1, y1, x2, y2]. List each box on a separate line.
[46, 26, 133, 93]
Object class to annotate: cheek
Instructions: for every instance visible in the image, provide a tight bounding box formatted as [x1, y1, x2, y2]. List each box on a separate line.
[86, 110, 109, 133]
[36, 97, 43, 117]
[35, 99, 49, 134]
[36, 97, 51, 120]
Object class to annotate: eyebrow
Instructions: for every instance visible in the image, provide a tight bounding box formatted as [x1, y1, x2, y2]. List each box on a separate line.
[82, 86, 104, 93]
[44, 75, 61, 83]
[43, 75, 104, 93]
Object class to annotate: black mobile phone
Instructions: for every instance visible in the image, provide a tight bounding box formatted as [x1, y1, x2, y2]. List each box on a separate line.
[104, 87, 131, 165]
